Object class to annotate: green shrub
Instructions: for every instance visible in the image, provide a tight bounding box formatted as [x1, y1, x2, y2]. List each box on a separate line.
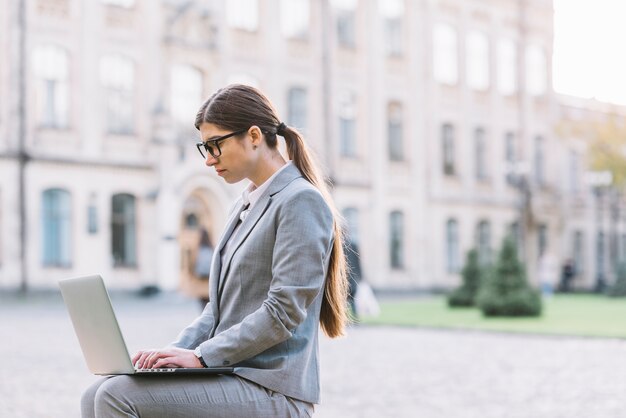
[448, 249, 482, 307]
[608, 262, 626, 297]
[477, 237, 542, 317]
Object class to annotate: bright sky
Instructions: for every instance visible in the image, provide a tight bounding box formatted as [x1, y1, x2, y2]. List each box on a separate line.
[553, 0, 626, 105]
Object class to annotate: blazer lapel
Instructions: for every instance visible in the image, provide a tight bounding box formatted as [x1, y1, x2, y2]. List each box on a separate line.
[218, 194, 272, 295]
[211, 200, 246, 312]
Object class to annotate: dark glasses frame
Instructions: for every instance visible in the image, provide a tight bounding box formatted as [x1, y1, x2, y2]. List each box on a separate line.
[196, 128, 248, 159]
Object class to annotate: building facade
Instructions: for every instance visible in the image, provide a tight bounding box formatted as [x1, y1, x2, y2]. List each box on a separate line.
[0, 0, 623, 292]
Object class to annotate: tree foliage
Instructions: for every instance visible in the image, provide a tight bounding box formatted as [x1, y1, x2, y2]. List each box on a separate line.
[447, 249, 482, 307]
[477, 237, 542, 317]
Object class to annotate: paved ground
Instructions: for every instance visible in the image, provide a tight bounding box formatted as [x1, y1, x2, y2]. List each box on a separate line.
[1, 290, 626, 418]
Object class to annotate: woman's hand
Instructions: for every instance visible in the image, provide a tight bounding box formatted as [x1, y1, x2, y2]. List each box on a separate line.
[131, 347, 203, 369]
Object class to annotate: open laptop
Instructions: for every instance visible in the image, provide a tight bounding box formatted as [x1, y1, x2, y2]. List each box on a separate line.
[59, 274, 233, 376]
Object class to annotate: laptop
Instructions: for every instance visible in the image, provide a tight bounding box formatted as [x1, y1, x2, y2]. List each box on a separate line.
[58, 274, 234, 376]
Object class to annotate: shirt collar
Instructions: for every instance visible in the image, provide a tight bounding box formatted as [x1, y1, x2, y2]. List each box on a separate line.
[242, 161, 292, 210]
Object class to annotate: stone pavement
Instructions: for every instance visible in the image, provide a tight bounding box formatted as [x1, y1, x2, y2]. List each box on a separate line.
[1, 291, 626, 418]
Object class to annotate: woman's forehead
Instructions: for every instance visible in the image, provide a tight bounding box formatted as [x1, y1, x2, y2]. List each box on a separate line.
[199, 123, 228, 139]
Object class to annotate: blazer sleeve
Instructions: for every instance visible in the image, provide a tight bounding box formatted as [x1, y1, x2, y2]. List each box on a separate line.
[170, 302, 216, 349]
[196, 188, 334, 367]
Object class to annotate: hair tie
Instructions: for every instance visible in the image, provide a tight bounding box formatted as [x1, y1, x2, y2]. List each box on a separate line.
[276, 122, 287, 136]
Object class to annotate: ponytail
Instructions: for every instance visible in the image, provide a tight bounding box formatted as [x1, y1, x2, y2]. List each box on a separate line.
[282, 126, 349, 338]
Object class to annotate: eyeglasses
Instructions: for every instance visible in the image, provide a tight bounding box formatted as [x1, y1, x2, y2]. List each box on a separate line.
[196, 128, 248, 159]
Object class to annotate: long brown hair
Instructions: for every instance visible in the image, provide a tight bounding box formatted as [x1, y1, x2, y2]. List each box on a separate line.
[195, 84, 349, 338]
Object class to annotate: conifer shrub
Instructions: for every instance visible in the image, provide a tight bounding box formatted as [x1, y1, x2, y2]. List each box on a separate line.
[448, 249, 482, 307]
[477, 237, 542, 317]
[607, 262, 626, 297]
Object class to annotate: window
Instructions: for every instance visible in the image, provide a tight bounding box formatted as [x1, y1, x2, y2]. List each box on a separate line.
[226, 0, 258, 31]
[332, 0, 357, 47]
[287, 87, 307, 132]
[538, 223, 548, 258]
[33, 45, 69, 128]
[475, 128, 487, 181]
[476, 220, 491, 266]
[442, 123, 455, 176]
[111, 193, 136, 267]
[534, 135, 545, 186]
[573, 230, 584, 274]
[87, 193, 98, 234]
[526, 44, 547, 96]
[390, 211, 404, 269]
[446, 219, 460, 273]
[100, 54, 135, 134]
[342, 207, 359, 245]
[433, 23, 458, 85]
[388, 102, 403, 161]
[338, 91, 357, 158]
[497, 38, 517, 95]
[170, 65, 203, 125]
[379, 0, 403, 56]
[466, 31, 489, 91]
[505, 131, 516, 185]
[101, 0, 135, 7]
[280, 0, 309, 39]
[42, 189, 72, 267]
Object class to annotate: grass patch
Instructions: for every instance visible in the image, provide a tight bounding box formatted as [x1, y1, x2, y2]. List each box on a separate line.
[363, 294, 626, 339]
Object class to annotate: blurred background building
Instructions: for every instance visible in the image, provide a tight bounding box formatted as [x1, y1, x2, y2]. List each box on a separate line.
[1, 0, 625, 293]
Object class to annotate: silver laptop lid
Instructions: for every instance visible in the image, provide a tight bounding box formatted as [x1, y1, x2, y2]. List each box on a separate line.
[58, 275, 135, 375]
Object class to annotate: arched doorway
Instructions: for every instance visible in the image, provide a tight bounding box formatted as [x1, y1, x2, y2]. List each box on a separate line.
[179, 190, 216, 303]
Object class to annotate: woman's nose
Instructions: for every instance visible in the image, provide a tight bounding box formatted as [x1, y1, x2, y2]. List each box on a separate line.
[205, 154, 217, 166]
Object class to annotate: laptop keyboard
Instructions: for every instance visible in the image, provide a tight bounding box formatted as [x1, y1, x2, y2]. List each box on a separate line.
[135, 368, 177, 373]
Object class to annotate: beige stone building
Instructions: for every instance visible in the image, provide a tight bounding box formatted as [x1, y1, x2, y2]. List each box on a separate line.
[0, 0, 623, 292]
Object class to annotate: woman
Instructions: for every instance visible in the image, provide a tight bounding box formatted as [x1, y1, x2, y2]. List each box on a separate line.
[81, 84, 349, 417]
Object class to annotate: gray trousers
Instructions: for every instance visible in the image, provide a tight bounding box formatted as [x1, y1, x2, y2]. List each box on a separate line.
[81, 374, 314, 418]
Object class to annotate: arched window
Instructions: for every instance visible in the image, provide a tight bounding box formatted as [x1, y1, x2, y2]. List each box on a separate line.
[388, 102, 403, 161]
[379, 0, 403, 56]
[466, 31, 489, 91]
[42, 188, 72, 267]
[170, 65, 203, 125]
[100, 54, 135, 134]
[433, 23, 458, 85]
[497, 38, 517, 95]
[390, 211, 404, 269]
[331, 0, 357, 47]
[111, 193, 136, 267]
[226, 0, 258, 31]
[287, 87, 308, 132]
[33, 45, 69, 128]
[475, 220, 491, 266]
[446, 219, 460, 273]
[280, 0, 309, 39]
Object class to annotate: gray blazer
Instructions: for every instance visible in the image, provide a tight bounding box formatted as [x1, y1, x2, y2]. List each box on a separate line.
[172, 164, 334, 404]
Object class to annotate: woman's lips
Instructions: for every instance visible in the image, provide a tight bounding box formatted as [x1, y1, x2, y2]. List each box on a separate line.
[216, 169, 226, 176]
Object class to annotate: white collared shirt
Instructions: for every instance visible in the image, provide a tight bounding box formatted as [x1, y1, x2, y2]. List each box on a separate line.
[220, 161, 292, 264]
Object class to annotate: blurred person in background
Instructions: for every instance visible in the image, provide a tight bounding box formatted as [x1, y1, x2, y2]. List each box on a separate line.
[193, 228, 214, 310]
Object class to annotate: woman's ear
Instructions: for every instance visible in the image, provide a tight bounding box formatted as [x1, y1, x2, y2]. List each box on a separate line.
[248, 125, 263, 147]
